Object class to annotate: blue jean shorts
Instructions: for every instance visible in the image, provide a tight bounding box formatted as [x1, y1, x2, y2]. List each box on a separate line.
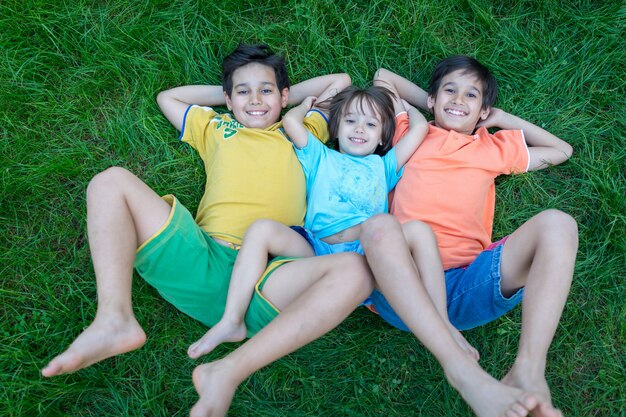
[291, 226, 364, 255]
[367, 237, 524, 331]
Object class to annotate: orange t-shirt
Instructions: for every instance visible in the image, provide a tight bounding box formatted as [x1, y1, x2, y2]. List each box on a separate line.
[391, 113, 529, 270]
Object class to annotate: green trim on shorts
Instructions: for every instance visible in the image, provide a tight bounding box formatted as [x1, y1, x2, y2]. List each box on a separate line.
[134, 195, 296, 336]
[136, 194, 177, 255]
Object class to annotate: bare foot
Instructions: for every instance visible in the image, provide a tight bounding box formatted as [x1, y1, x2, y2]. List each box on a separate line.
[448, 324, 480, 361]
[446, 360, 540, 417]
[502, 364, 563, 417]
[187, 319, 247, 359]
[190, 360, 239, 417]
[41, 314, 146, 377]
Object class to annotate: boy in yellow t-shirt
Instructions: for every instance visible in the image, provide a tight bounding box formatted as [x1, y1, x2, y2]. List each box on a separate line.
[41, 44, 376, 415]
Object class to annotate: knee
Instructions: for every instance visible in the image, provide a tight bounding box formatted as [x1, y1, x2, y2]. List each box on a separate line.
[245, 219, 283, 239]
[535, 209, 579, 248]
[87, 166, 133, 197]
[243, 220, 288, 250]
[361, 214, 402, 250]
[336, 252, 374, 295]
[402, 220, 437, 246]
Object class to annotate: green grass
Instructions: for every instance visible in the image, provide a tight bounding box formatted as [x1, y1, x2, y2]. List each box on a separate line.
[1, 0, 624, 416]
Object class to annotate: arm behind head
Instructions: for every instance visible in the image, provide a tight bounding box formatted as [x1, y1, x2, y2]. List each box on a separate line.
[289, 73, 351, 116]
[282, 96, 317, 149]
[374, 68, 429, 112]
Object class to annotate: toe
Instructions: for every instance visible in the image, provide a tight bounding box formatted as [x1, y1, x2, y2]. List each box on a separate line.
[511, 402, 529, 417]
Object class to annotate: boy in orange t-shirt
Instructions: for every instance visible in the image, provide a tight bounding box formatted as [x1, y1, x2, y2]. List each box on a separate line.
[362, 56, 576, 417]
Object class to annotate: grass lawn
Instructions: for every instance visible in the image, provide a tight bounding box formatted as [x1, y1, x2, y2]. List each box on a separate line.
[1, 0, 624, 416]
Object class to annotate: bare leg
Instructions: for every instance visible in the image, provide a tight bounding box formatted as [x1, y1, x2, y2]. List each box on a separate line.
[188, 220, 314, 358]
[499, 210, 578, 417]
[361, 214, 538, 417]
[189, 253, 373, 417]
[41, 167, 171, 377]
[402, 220, 479, 360]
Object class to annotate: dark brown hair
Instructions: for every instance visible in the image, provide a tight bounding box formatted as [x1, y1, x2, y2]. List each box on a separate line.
[222, 44, 289, 97]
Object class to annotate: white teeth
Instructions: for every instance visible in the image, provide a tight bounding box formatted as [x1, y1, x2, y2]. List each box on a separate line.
[350, 137, 365, 143]
[247, 111, 266, 116]
[445, 108, 467, 116]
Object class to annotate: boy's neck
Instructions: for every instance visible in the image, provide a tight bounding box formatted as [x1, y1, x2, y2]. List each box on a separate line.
[432, 120, 479, 136]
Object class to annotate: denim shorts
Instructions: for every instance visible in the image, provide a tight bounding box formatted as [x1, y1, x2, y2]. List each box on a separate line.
[291, 226, 364, 255]
[367, 238, 524, 331]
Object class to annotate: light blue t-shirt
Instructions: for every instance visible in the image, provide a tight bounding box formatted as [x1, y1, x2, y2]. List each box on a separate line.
[294, 133, 403, 239]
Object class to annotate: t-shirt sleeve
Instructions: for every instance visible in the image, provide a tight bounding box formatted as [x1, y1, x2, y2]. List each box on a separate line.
[391, 112, 409, 146]
[302, 110, 330, 144]
[294, 132, 325, 181]
[491, 129, 530, 174]
[178, 105, 218, 155]
[382, 148, 403, 191]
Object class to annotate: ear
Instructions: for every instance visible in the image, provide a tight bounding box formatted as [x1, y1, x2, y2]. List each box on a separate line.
[427, 95, 435, 112]
[224, 91, 233, 111]
[280, 88, 289, 108]
[480, 106, 491, 120]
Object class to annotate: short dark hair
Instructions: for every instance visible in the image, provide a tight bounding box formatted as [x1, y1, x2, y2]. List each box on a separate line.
[222, 44, 290, 97]
[327, 86, 396, 156]
[428, 55, 498, 109]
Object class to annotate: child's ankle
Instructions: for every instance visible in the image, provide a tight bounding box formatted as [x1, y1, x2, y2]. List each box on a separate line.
[219, 315, 245, 327]
[510, 354, 546, 377]
[441, 355, 480, 385]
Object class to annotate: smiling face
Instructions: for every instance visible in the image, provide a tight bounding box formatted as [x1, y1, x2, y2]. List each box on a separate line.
[224, 62, 288, 129]
[336, 100, 384, 157]
[428, 69, 490, 135]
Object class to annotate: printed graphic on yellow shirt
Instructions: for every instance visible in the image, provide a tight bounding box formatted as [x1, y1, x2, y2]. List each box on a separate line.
[216, 118, 244, 139]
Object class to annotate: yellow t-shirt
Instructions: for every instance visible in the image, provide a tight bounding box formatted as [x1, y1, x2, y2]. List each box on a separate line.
[180, 106, 329, 245]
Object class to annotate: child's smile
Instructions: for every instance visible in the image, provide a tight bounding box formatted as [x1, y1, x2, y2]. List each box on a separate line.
[445, 108, 469, 117]
[428, 69, 490, 135]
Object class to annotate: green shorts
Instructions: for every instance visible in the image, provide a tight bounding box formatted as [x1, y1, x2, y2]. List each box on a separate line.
[134, 195, 288, 337]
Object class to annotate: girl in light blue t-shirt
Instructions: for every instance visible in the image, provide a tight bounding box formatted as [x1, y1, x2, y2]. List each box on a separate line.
[188, 85, 428, 357]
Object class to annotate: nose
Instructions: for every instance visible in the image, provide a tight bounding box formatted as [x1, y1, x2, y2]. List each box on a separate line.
[249, 91, 261, 105]
[354, 120, 365, 133]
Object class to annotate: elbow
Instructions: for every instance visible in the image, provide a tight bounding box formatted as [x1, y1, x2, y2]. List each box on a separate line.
[374, 68, 389, 81]
[282, 115, 296, 132]
[553, 143, 573, 166]
[373, 68, 397, 94]
[156, 90, 170, 111]
[373, 68, 387, 85]
[336, 73, 351, 91]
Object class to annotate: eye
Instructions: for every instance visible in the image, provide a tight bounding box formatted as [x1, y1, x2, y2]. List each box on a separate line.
[467, 92, 477, 98]
[367, 122, 377, 128]
[444, 88, 455, 94]
[261, 88, 273, 94]
[345, 118, 355, 124]
[237, 89, 248, 95]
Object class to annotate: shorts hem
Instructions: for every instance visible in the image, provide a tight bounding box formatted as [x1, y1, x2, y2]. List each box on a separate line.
[136, 194, 176, 254]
